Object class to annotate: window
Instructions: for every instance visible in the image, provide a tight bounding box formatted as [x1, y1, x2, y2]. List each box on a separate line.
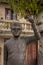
[22, 24, 25, 30]
[13, 13, 17, 20]
[26, 24, 30, 30]
[5, 8, 13, 20]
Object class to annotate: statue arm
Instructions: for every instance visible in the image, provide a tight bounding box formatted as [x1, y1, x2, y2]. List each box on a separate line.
[31, 21, 41, 40]
[26, 16, 41, 44]
[27, 16, 41, 40]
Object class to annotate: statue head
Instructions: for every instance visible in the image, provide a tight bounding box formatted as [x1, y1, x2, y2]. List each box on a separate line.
[37, 13, 43, 34]
[10, 22, 22, 38]
[37, 21, 43, 34]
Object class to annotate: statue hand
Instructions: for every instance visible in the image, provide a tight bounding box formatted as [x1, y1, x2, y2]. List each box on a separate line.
[27, 15, 34, 23]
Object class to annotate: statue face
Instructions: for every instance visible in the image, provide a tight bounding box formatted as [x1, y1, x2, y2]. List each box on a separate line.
[37, 13, 43, 33]
[11, 23, 22, 37]
[12, 27, 21, 37]
[37, 22, 43, 33]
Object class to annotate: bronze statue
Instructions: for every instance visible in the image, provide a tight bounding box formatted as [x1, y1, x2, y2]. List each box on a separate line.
[4, 18, 40, 65]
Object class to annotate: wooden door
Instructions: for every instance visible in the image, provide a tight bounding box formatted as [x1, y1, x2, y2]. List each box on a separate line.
[26, 41, 38, 65]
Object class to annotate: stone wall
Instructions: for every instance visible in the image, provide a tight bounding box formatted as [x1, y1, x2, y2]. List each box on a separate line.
[0, 38, 4, 65]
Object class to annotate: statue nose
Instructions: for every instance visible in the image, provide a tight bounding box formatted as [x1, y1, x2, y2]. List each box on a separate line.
[14, 29, 18, 31]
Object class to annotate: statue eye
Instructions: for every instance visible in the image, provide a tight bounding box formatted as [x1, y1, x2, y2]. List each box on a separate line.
[18, 28, 21, 30]
[12, 28, 16, 30]
[36, 22, 43, 26]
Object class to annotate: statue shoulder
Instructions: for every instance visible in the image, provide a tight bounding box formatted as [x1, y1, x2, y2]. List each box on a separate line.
[4, 38, 12, 46]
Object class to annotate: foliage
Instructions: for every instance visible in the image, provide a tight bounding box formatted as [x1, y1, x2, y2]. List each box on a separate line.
[1, 0, 43, 17]
[0, 0, 8, 2]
